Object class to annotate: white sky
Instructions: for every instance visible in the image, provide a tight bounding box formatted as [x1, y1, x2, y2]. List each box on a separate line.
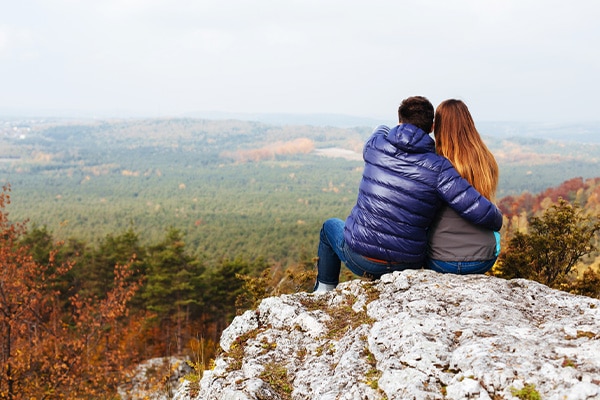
[1, 0, 599, 122]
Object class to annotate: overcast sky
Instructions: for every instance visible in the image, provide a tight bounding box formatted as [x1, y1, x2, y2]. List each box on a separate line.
[1, 0, 599, 122]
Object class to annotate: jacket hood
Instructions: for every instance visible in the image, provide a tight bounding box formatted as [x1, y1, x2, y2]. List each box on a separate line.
[387, 123, 435, 154]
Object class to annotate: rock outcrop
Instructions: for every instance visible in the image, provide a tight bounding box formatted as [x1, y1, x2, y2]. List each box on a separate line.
[174, 270, 600, 400]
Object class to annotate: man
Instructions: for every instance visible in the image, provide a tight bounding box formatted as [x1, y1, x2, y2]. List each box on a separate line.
[314, 96, 502, 292]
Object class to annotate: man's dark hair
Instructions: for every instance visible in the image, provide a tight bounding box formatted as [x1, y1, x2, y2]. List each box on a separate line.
[398, 96, 434, 133]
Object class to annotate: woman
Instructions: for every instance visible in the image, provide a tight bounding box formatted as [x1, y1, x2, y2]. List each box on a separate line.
[427, 99, 501, 274]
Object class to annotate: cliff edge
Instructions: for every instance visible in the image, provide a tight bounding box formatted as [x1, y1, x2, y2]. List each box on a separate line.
[175, 270, 600, 400]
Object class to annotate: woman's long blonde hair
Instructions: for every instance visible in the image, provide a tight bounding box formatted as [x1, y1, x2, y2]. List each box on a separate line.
[434, 99, 499, 201]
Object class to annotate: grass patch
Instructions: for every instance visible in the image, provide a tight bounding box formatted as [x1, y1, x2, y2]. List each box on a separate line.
[259, 362, 293, 399]
[577, 330, 597, 339]
[561, 356, 578, 368]
[299, 295, 329, 311]
[510, 383, 541, 400]
[299, 288, 377, 340]
[224, 328, 263, 372]
[362, 281, 381, 303]
[565, 330, 598, 340]
[360, 344, 382, 390]
[326, 295, 375, 339]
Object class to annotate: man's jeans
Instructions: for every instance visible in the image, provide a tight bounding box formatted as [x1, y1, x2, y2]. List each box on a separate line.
[316, 218, 421, 287]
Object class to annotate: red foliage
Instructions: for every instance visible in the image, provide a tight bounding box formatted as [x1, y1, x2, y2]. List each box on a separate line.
[499, 177, 589, 219]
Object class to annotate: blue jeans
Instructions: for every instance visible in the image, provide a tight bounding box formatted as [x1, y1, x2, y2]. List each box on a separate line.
[426, 258, 496, 275]
[316, 218, 421, 286]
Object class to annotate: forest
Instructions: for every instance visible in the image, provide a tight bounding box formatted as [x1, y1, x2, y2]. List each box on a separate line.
[1, 117, 600, 398]
[1, 117, 599, 267]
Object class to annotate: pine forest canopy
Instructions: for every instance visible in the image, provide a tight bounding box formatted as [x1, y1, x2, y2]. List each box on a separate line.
[1, 117, 599, 267]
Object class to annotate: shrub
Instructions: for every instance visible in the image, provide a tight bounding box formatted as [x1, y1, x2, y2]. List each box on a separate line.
[497, 199, 600, 289]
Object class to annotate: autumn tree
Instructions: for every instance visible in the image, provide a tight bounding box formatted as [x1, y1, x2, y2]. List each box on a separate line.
[568, 267, 600, 299]
[0, 186, 49, 398]
[497, 198, 600, 289]
[0, 185, 142, 399]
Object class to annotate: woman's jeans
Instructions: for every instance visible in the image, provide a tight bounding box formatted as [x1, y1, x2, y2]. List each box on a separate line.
[316, 218, 421, 287]
[426, 230, 499, 274]
[426, 258, 497, 275]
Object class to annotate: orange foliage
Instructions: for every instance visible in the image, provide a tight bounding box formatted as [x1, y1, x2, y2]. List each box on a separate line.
[0, 185, 143, 398]
[221, 138, 315, 163]
[586, 181, 600, 208]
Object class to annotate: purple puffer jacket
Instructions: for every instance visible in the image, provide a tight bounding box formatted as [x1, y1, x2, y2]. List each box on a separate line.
[344, 124, 502, 264]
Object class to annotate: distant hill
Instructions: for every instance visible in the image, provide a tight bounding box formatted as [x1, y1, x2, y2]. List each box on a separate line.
[181, 111, 385, 128]
[181, 113, 600, 144]
[478, 121, 600, 143]
[3, 109, 598, 143]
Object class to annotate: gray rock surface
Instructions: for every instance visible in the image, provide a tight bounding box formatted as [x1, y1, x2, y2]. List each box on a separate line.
[174, 270, 600, 399]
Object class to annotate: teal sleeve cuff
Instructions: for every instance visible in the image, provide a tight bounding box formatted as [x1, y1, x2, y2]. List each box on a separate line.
[494, 231, 501, 257]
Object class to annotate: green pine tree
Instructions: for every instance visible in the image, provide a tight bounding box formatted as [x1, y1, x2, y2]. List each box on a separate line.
[142, 228, 206, 353]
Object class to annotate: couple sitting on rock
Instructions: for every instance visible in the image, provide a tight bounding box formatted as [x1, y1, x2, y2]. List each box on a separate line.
[314, 96, 502, 293]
